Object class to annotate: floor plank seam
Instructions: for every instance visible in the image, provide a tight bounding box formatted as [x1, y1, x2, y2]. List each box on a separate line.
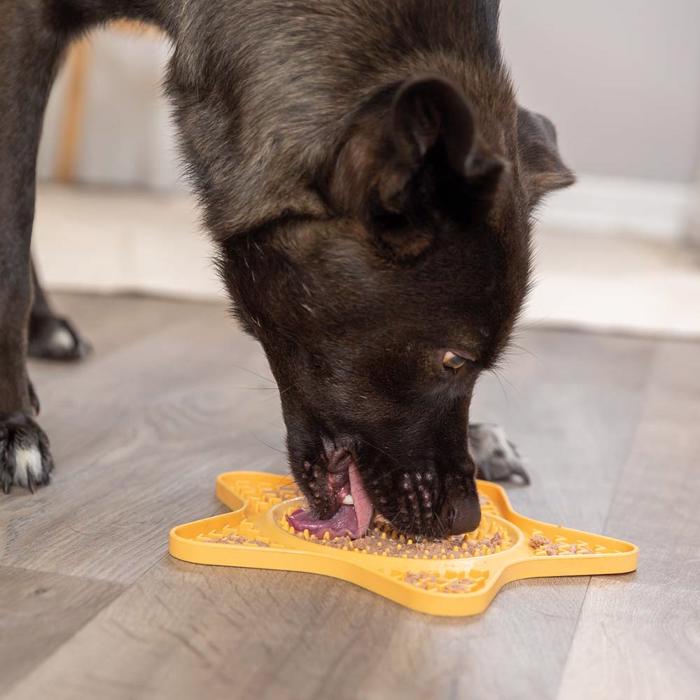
[0, 562, 125, 588]
[1, 555, 172, 699]
[552, 575, 593, 700]
[552, 357, 656, 700]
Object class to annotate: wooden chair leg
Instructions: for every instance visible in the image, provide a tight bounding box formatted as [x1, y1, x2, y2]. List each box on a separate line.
[53, 22, 163, 183]
[55, 37, 91, 182]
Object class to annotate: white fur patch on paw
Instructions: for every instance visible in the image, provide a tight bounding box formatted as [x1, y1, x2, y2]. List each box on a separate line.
[13, 445, 44, 488]
[49, 326, 77, 353]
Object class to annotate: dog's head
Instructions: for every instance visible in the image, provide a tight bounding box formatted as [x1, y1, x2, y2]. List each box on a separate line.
[219, 77, 573, 537]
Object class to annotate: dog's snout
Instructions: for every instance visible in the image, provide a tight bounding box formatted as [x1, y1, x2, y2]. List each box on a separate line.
[443, 495, 481, 535]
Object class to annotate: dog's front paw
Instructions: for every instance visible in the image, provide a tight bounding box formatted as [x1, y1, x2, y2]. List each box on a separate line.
[468, 423, 530, 485]
[0, 413, 54, 493]
[29, 314, 91, 362]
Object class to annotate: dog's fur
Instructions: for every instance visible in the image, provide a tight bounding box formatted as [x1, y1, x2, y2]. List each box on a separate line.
[0, 1, 573, 533]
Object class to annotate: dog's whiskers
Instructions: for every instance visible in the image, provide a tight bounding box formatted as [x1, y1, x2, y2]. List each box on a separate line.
[228, 362, 277, 385]
[249, 432, 286, 455]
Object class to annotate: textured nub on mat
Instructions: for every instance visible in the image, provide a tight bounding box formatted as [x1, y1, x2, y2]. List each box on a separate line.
[281, 509, 513, 559]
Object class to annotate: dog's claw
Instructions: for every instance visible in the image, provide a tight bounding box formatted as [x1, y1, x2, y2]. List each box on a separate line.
[28, 380, 41, 416]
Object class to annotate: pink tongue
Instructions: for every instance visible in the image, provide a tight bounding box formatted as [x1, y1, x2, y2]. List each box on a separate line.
[348, 461, 373, 536]
[286, 461, 373, 539]
[287, 504, 359, 538]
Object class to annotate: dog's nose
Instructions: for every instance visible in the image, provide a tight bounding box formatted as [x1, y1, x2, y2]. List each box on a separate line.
[443, 495, 481, 535]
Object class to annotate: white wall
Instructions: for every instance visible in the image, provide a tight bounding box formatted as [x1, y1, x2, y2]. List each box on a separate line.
[500, 0, 700, 184]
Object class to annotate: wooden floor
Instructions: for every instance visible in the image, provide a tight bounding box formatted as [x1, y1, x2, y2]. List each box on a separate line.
[1, 293, 699, 700]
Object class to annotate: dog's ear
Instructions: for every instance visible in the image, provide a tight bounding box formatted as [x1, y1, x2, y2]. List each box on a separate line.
[329, 77, 504, 221]
[517, 107, 575, 206]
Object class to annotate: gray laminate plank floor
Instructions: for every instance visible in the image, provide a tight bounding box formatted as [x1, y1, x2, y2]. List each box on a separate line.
[1, 293, 698, 700]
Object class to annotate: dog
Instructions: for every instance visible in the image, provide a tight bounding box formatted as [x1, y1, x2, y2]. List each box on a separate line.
[0, 1, 573, 537]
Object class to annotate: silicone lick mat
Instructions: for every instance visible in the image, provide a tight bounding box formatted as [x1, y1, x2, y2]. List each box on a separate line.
[169, 471, 638, 616]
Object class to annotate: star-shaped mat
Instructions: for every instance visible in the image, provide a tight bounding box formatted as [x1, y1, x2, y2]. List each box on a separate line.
[169, 471, 637, 616]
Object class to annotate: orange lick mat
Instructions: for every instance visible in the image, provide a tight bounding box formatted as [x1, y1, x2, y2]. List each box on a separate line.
[169, 471, 638, 616]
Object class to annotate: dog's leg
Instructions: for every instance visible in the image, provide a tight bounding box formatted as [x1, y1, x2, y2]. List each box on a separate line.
[468, 423, 530, 484]
[0, 6, 67, 492]
[28, 257, 92, 361]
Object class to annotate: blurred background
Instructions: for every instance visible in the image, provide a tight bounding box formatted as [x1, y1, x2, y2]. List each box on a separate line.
[33, 0, 700, 336]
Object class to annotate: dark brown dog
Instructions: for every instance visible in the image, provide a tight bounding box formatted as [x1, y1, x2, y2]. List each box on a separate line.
[0, 1, 573, 536]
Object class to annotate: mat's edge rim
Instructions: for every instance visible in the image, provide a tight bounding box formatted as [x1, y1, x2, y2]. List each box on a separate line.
[166, 537, 638, 617]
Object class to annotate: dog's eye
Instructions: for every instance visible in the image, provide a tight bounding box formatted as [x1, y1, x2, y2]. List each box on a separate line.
[442, 350, 474, 371]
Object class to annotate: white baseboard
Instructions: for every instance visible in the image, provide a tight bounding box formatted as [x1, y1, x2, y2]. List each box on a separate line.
[34, 183, 224, 300]
[538, 175, 694, 242]
[686, 180, 700, 247]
